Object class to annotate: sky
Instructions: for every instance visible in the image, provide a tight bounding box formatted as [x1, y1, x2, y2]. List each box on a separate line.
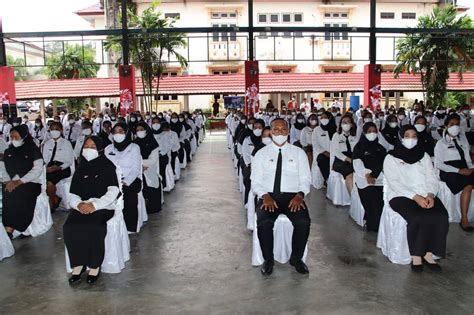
[1, 0, 473, 33]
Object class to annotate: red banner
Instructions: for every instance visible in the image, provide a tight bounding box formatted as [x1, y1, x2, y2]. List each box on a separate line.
[244, 61, 259, 116]
[119, 65, 136, 116]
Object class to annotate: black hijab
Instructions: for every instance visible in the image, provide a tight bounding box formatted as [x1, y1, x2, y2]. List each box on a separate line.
[4, 125, 43, 179]
[352, 122, 387, 178]
[133, 122, 159, 159]
[249, 119, 265, 146]
[152, 120, 166, 135]
[388, 125, 425, 164]
[381, 114, 399, 146]
[320, 111, 337, 140]
[170, 117, 183, 135]
[71, 136, 119, 200]
[293, 114, 306, 130]
[414, 117, 435, 157]
[112, 122, 132, 152]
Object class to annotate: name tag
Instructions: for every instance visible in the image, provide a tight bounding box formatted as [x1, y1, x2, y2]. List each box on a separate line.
[108, 152, 116, 156]
[448, 145, 455, 149]
[321, 134, 327, 137]
[339, 140, 345, 144]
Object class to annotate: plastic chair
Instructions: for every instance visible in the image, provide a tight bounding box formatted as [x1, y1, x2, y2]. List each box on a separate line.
[252, 214, 308, 266]
[437, 181, 474, 223]
[349, 183, 365, 227]
[0, 223, 14, 261]
[326, 171, 351, 206]
[310, 159, 325, 189]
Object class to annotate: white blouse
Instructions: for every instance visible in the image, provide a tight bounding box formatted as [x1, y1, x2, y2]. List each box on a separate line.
[42, 137, 74, 171]
[434, 134, 473, 173]
[330, 132, 359, 168]
[300, 126, 315, 148]
[105, 143, 142, 186]
[311, 126, 332, 157]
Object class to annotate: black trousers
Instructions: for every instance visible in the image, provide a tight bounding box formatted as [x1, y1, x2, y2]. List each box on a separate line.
[184, 139, 192, 163]
[159, 154, 169, 189]
[2, 183, 41, 232]
[358, 186, 383, 232]
[178, 144, 185, 164]
[389, 197, 449, 257]
[195, 128, 200, 145]
[316, 153, 330, 181]
[143, 177, 162, 214]
[63, 209, 114, 269]
[242, 163, 251, 205]
[171, 151, 178, 175]
[256, 193, 311, 263]
[123, 178, 141, 232]
[46, 167, 71, 185]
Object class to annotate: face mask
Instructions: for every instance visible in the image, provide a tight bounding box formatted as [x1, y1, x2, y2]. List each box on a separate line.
[341, 123, 351, 132]
[82, 148, 99, 162]
[171, 118, 178, 123]
[365, 132, 378, 142]
[82, 128, 92, 136]
[152, 124, 161, 131]
[297, 119, 305, 124]
[130, 118, 136, 122]
[463, 110, 470, 116]
[272, 135, 288, 146]
[69, 119, 75, 125]
[378, 116, 385, 120]
[438, 110, 445, 114]
[13, 123, 19, 127]
[253, 129, 262, 137]
[388, 122, 398, 128]
[426, 116, 432, 123]
[137, 117, 142, 121]
[22, 119, 28, 123]
[247, 124, 254, 130]
[310, 120, 318, 126]
[398, 115, 405, 121]
[50, 130, 61, 139]
[447, 125, 461, 137]
[12, 139, 23, 147]
[402, 138, 418, 149]
[364, 118, 373, 123]
[152, 115, 156, 118]
[179, 118, 185, 122]
[320, 119, 329, 126]
[35, 123, 41, 127]
[145, 116, 150, 120]
[241, 119, 247, 124]
[136, 130, 147, 139]
[262, 137, 272, 146]
[331, 112, 337, 117]
[158, 115, 163, 119]
[113, 133, 126, 143]
[414, 124, 426, 132]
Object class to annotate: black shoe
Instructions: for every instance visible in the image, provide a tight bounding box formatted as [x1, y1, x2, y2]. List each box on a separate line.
[68, 266, 87, 284]
[411, 263, 423, 273]
[289, 258, 309, 275]
[422, 258, 442, 273]
[260, 260, 274, 276]
[459, 223, 474, 232]
[86, 269, 101, 284]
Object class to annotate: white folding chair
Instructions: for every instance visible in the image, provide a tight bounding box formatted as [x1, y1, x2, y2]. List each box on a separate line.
[349, 183, 365, 227]
[437, 181, 474, 223]
[311, 159, 325, 189]
[0, 223, 14, 261]
[247, 189, 256, 231]
[326, 171, 351, 206]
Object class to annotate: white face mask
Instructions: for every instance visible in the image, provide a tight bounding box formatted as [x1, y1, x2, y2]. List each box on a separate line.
[310, 120, 318, 126]
[82, 128, 92, 136]
[262, 137, 272, 146]
[365, 132, 378, 141]
[171, 118, 178, 123]
[398, 115, 406, 121]
[50, 130, 61, 139]
[35, 123, 41, 127]
[113, 133, 126, 143]
[414, 124, 426, 132]
[130, 118, 136, 122]
[297, 119, 305, 124]
[388, 122, 398, 128]
[320, 119, 329, 126]
[272, 135, 288, 146]
[136, 130, 147, 139]
[438, 110, 445, 114]
[426, 116, 432, 123]
[402, 138, 418, 149]
[179, 118, 185, 122]
[69, 119, 75, 125]
[447, 125, 461, 137]
[82, 148, 99, 162]
[11, 139, 23, 148]
[253, 129, 262, 137]
[241, 119, 247, 124]
[341, 123, 351, 132]
[145, 116, 150, 120]
[13, 123, 19, 127]
[152, 124, 161, 131]
[248, 124, 254, 130]
[364, 118, 373, 123]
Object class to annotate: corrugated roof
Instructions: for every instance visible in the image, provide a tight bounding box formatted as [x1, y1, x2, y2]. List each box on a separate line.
[74, 3, 104, 16]
[14, 72, 474, 100]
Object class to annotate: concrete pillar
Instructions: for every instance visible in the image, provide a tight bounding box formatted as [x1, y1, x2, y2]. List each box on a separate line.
[40, 99, 45, 123]
[342, 93, 347, 113]
[277, 93, 281, 111]
[183, 95, 190, 112]
[395, 92, 401, 109]
[385, 92, 389, 108]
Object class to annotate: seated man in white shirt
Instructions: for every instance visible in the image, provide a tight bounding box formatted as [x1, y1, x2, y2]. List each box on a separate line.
[63, 114, 81, 147]
[251, 118, 311, 276]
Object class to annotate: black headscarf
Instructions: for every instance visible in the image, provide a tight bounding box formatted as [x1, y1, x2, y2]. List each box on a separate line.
[152, 119, 166, 135]
[71, 136, 119, 200]
[414, 117, 435, 157]
[249, 119, 265, 146]
[170, 117, 183, 136]
[112, 122, 132, 152]
[133, 122, 159, 159]
[4, 125, 43, 179]
[320, 111, 337, 140]
[352, 122, 387, 178]
[388, 125, 425, 164]
[293, 114, 306, 130]
[381, 114, 399, 146]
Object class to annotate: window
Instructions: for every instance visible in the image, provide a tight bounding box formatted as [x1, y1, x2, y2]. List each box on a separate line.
[229, 24, 237, 41]
[213, 70, 238, 75]
[380, 12, 395, 19]
[402, 12, 416, 19]
[159, 95, 178, 101]
[385, 92, 404, 97]
[211, 12, 237, 19]
[294, 13, 303, 23]
[211, 24, 237, 42]
[162, 71, 178, 77]
[212, 24, 220, 42]
[282, 13, 291, 23]
[229, 13, 237, 18]
[341, 23, 348, 40]
[341, 13, 348, 18]
[283, 31, 292, 38]
[258, 14, 267, 23]
[165, 13, 180, 19]
[270, 14, 279, 23]
[294, 31, 303, 38]
[271, 31, 279, 37]
[324, 23, 349, 41]
[324, 12, 348, 19]
[324, 23, 331, 41]
[272, 68, 292, 73]
[259, 31, 268, 38]
[325, 92, 341, 98]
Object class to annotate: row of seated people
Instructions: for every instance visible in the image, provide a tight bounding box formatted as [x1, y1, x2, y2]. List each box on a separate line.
[228, 109, 473, 274]
[0, 113, 204, 284]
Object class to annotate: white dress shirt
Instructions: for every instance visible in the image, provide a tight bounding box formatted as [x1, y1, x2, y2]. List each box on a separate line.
[300, 126, 315, 148]
[142, 147, 160, 188]
[33, 127, 47, 143]
[459, 114, 473, 134]
[311, 126, 332, 157]
[74, 136, 86, 160]
[63, 123, 81, 143]
[434, 133, 473, 173]
[105, 143, 142, 186]
[0, 147, 43, 185]
[251, 142, 311, 198]
[154, 132, 173, 156]
[353, 158, 384, 189]
[290, 126, 304, 144]
[42, 137, 74, 171]
[330, 132, 359, 168]
[383, 153, 439, 201]
[69, 186, 120, 212]
[242, 136, 256, 166]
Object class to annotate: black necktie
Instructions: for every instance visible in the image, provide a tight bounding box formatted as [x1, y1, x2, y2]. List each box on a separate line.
[50, 141, 58, 163]
[273, 149, 282, 195]
[68, 126, 73, 141]
[453, 138, 467, 167]
[345, 135, 352, 154]
[467, 118, 471, 129]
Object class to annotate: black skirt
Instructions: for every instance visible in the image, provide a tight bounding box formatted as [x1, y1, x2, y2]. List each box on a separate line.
[333, 158, 354, 179]
[46, 167, 71, 185]
[159, 154, 169, 189]
[143, 177, 162, 214]
[358, 186, 383, 232]
[2, 182, 41, 232]
[63, 209, 114, 269]
[439, 160, 474, 194]
[122, 178, 142, 232]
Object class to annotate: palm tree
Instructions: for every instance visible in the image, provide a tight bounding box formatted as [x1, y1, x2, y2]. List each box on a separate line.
[105, 1, 188, 111]
[394, 5, 473, 108]
[45, 44, 99, 79]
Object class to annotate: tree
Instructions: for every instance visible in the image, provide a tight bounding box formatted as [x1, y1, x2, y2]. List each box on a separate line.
[6, 55, 29, 81]
[45, 44, 100, 112]
[105, 0, 188, 111]
[394, 6, 473, 108]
